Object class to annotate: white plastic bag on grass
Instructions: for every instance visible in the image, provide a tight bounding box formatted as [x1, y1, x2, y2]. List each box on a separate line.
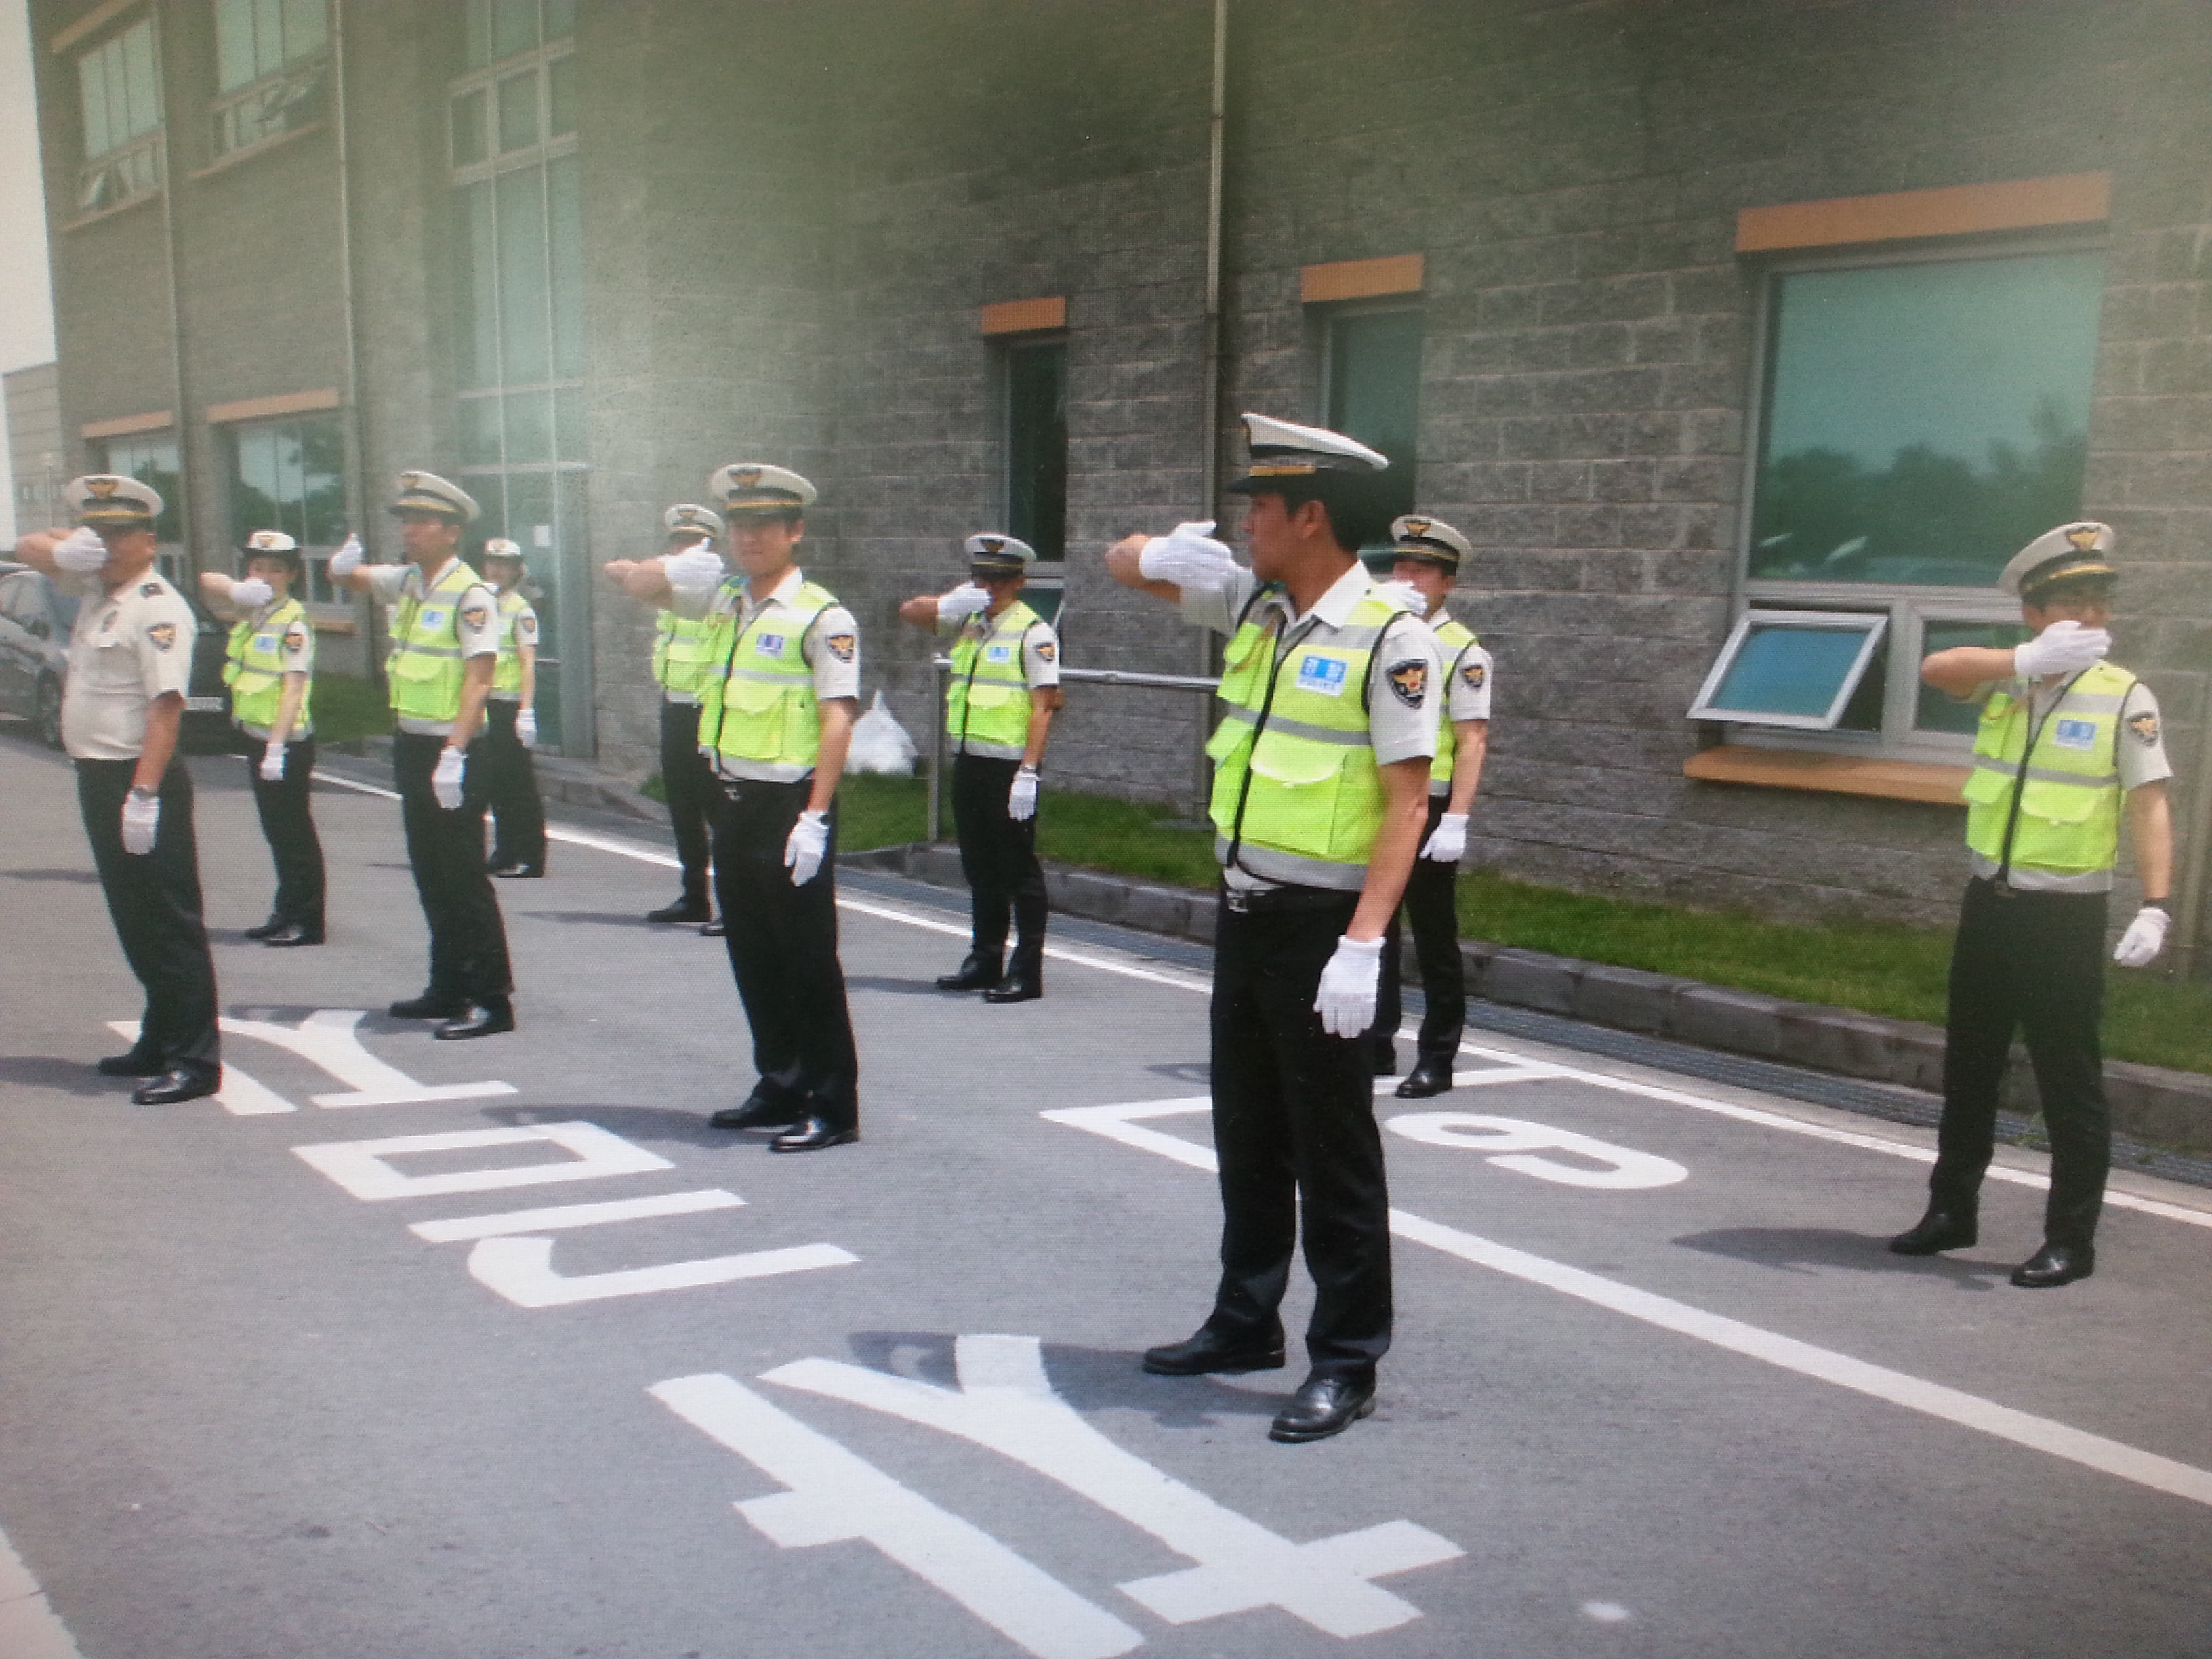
[847, 689, 918, 776]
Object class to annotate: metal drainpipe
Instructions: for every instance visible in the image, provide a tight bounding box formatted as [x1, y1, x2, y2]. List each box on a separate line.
[329, 0, 380, 689]
[150, 12, 195, 574]
[1190, 0, 1228, 820]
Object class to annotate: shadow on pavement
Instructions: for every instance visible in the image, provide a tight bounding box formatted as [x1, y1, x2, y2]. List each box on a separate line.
[842, 1330, 1286, 1423]
[1144, 1061, 1211, 1086]
[844, 975, 957, 998]
[1674, 1225, 2005, 1290]
[0, 1055, 129, 1098]
[477, 1101, 746, 1150]
[0, 867, 99, 884]
[516, 909, 668, 930]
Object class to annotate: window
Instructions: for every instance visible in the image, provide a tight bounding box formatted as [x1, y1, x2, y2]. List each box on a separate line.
[1689, 611, 1888, 731]
[76, 18, 162, 212]
[211, 0, 330, 155]
[1322, 307, 1423, 535]
[100, 435, 182, 544]
[1005, 340, 1067, 571]
[228, 417, 347, 601]
[1717, 247, 2104, 757]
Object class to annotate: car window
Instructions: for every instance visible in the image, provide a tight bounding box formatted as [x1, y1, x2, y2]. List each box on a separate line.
[47, 581, 80, 634]
[0, 573, 28, 623]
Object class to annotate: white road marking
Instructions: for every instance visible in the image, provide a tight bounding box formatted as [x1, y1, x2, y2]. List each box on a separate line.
[1386, 1112, 1689, 1189]
[409, 1188, 746, 1241]
[767, 1334, 1462, 1638]
[466, 1236, 857, 1308]
[650, 1372, 1143, 1659]
[227, 1008, 515, 1107]
[312, 768, 2212, 1231]
[293, 1122, 671, 1200]
[106, 1020, 295, 1114]
[1049, 1095, 2212, 1511]
[0, 1523, 84, 1659]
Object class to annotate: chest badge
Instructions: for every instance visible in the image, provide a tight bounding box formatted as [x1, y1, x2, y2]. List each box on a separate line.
[755, 632, 787, 656]
[1296, 653, 1349, 697]
[2051, 718, 2097, 751]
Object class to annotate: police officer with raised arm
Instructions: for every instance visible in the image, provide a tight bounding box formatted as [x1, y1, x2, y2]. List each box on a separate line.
[602, 504, 727, 933]
[1367, 514, 1492, 1097]
[16, 477, 222, 1103]
[331, 471, 515, 1039]
[1891, 522, 2174, 1288]
[478, 537, 548, 879]
[1107, 414, 1439, 1443]
[201, 528, 325, 945]
[897, 533, 1064, 1002]
[613, 465, 863, 1151]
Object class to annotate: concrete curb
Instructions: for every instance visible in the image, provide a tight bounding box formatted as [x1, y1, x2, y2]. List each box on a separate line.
[844, 841, 2212, 1156]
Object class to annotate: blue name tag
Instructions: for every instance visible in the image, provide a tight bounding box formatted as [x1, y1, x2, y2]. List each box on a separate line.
[755, 633, 786, 655]
[2051, 718, 2098, 750]
[421, 609, 444, 629]
[985, 644, 1014, 663]
[1296, 653, 1349, 696]
[253, 634, 276, 652]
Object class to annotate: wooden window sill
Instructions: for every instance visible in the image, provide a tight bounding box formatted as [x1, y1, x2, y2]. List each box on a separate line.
[1683, 744, 1967, 806]
[61, 188, 162, 233]
[189, 120, 326, 181]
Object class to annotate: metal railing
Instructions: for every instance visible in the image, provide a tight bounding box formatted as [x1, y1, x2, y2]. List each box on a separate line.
[924, 655, 1220, 843]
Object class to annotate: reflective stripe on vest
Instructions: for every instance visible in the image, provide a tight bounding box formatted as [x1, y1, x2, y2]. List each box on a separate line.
[697, 579, 838, 772]
[493, 589, 529, 696]
[653, 609, 713, 701]
[1204, 586, 1402, 892]
[224, 597, 312, 737]
[947, 600, 1040, 760]
[1429, 618, 1477, 790]
[386, 560, 482, 724]
[1961, 659, 2135, 877]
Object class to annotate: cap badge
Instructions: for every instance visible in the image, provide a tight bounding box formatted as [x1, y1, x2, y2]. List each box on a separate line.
[979, 537, 1004, 554]
[734, 466, 762, 489]
[88, 477, 119, 498]
[1403, 518, 1430, 537]
[2066, 525, 2101, 550]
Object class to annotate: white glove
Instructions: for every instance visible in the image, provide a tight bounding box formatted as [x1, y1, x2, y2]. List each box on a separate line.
[1421, 811, 1468, 863]
[937, 583, 990, 622]
[432, 745, 466, 809]
[229, 577, 275, 609]
[663, 546, 725, 599]
[1313, 933, 1385, 1039]
[1008, 764, 1039, 821]
[259, 741, 287, 782]
[53, 527, 108, 572]
[1372, 579, 1429, 617]
[1138, 520, 1238, 590]
[2013, 619, 2110, 679]
[121, 787, 159, 855]
[515, 708, 537, 747]
[328, 533, 364, 578]
[783, 808, 829, 886]
[2113, 905, 2170, 969]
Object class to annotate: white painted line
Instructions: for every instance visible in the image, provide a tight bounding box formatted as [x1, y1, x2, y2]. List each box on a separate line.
[467, 1237, 857, 1307]
[1048, 1097, 2212, 1511]
[1387, 1111, 1688, 1189]
[0, 1524, 84, 1659]
[409, 1188, 745, 1241]
[293, 1122, 672, 1201]
[106, 1021, 295, 1114]
[227, 1009, 515, 1109]
[651, 1372, 1143, 1659]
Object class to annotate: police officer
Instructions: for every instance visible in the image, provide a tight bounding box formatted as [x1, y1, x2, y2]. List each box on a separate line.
[15, 478, 222, 1103]
[602, 504, 727, 933]
[1107, 414, 1439, 1442]
[331, 471, 515, 1039]
[1891, 522, 2174, 1287]
[1368, 515, 1492, 1097]
[615, 464, 862, 1151]
[478, 538, 548, 879]
[897, 533, 1064, 1001]
[200, 529, 325, 945]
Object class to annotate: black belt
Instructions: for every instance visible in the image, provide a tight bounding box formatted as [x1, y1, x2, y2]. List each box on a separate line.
[1220, 882, 1353, 915]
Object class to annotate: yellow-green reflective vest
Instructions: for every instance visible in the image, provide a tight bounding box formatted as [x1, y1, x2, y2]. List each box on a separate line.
[223, 597, 312, 738]
[1204, 586, 1403, 892]
[492, 588, 531, 697]
[1961, 659, 2136, 877]
[653, 609, 712, 701]
[386, 559, 483, 724]
[947, 600, 1042, 759]
[1428, 617, 1477, 791]
[697, 579, 839, 773]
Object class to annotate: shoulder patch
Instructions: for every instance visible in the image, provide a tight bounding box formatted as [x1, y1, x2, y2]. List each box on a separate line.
[284, 626, 308, 651]
[459, 603, 491, 630]
[1385, 657, 1429, 708]
[2128, 710, 2161, 746]
[1461, 659, 1486, 692]
[1036, 640, 1057, 663]
[825, 632, 857, 663]
[138, 581, 161, 598]
[146, 621, 178, 651]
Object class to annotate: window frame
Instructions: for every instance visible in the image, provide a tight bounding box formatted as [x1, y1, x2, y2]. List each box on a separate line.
[1725, 231, 2106, 761]
[208, 0, 331, 159]
[1687, 608, 1889, 731]
[223, 414, 350, 608]
[999, 335, 1068, 577]
[1313, 298, 1425, 551]
[74, 17, 164, 215]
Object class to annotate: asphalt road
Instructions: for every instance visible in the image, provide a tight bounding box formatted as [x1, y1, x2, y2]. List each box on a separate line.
[2, 730, 2209, 1659]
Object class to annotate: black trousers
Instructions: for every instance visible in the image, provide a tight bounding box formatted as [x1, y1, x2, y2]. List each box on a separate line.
[481, 701, 547, 871]
[76, 758, 220, 1080]
[660, 700, 717, 908]
[1207, 887, 1393, 1375]
[1373, 794, 1465, 1064]
[1933, 877, 2110, 1248]
[712, 777, 859, 1128]
[392, 731, 514, 1001]
[249, 737, 325, 932]
[951, 752, 1047, 964]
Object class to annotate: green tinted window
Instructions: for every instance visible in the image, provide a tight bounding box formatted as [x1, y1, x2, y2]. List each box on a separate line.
[1915, 619, 2028, 733]
[1327, 309, 1422, 526]
[1007, 342, 1067, 562]
[1753, 253, 2102, 588]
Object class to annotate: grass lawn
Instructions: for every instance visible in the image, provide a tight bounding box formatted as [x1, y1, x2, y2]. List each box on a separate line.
[312, 674, 395, 745]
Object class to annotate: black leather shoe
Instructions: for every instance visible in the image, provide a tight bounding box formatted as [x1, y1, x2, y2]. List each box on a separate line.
[709, 1090, 799, 1131]
[434, 999, 515, 1040]
[1141, 1327, 1286, 1376]
[131, 1069, 220, 1106]
[771, 1115, 859, 1153]
[2011, 1242, 2094, 1288]
[243, 914, 287, 941]
[699, 917, 727, 937]
[1395, 1057, 1454, 1098]
[1269, 1371, 1378, 1443]
[388, 992, 465, 1020]
[937, 953, 1003, 991]
[264, 924, 324, 947]
[1371, 1044, 1397, 1078]
[983, 965, 1042, 1004]
[97, 1050, 164, 1077]
[488, 861, 544, 878]
[649, 898, 711, 924]
[1889, 1208, 1978, 1256]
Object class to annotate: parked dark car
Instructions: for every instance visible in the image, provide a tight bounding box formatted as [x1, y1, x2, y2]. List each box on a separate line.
[0, 560, 236, 751]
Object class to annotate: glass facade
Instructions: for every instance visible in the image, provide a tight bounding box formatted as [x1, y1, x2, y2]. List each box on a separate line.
[1326, 308, 1423, 529]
